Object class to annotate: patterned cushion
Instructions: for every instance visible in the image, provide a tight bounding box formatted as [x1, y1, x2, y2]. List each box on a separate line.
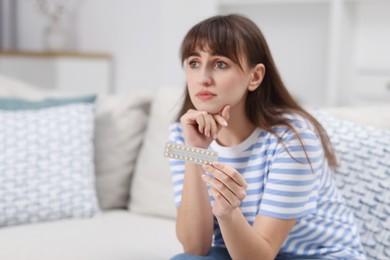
[0, 97, 100, 227]
[315, 112, 390, 260]
[0, 76, 153, 210]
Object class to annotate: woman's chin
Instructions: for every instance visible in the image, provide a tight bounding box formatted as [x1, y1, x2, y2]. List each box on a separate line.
[194, 104, 221, 115]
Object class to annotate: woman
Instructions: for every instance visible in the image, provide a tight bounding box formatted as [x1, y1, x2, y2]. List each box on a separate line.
[168, 14, 365, 260]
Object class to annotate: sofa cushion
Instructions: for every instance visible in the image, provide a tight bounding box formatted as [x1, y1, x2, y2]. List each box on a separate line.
[0, 210, 181, 260]
[315, 111, 390, 260]
[94, 94, 151, 209]
[0, 74, 152, 210]
[129, 87, 183, 219]
[320, 106, 390, 130]
[0, 98, 100, 227]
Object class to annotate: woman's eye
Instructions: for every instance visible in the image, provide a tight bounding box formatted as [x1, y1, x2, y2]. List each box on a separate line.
[189, 60, 199, 68]
[215, 61, 228, 69]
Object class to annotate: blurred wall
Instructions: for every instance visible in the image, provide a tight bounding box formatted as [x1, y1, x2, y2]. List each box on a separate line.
[4, 1, 390, 105]
[14, 0, 217, 93]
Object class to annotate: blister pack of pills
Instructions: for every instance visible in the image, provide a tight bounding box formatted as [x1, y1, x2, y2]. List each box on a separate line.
[164, 142, 218, 165]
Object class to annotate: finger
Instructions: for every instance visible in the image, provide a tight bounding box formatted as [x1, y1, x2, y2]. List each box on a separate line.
[211, 162, 248, 189]
[180, 109, 202, 125]
[209, 187, 232, 209]
[202, 175, 241, 208]
[203, 164, 247, 200]
[195, 112, 206, 134]
[213, 114, 228, 127]
[202, 113, 214, 138]
[221, 105, 230, 121]
[207, 114, 218, 139]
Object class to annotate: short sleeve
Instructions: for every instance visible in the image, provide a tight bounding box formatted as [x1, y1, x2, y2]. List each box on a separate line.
[259, 127, 324, 219]
[168, 123, 185, 207]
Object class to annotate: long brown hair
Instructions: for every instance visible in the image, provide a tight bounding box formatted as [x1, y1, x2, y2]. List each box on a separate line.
[177, 14, 336, 167]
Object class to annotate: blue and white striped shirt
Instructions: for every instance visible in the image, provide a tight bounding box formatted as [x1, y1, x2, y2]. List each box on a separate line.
[168, 113, 365, 259]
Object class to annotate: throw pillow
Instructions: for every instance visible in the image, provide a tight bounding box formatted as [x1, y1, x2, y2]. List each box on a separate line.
[315, 111, 390, 260]
[0, 74, 153, 210]
[0, 97, 100, 227]
[129, 87, 183, 219]
[94, 93, 151, 209]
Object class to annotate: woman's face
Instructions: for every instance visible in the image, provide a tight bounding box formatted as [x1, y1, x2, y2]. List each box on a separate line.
[185, 47, 254, 115]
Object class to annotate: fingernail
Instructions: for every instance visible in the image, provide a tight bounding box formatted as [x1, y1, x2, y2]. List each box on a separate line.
[222, 121, 228, 126]
[202, 164, 209, 170]
[212, 161, 220, 167]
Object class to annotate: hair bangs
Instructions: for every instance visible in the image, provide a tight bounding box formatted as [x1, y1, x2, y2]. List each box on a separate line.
[180, 16, 244, 69]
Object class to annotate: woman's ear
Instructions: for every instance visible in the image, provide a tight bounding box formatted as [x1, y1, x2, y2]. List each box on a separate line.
[248, 63, 265, 91]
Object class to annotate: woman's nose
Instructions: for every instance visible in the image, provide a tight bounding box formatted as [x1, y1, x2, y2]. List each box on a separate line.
[199, 67, 212, 86]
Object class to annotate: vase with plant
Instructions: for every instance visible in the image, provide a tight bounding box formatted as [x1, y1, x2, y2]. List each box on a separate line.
[31, 0, 68, 51]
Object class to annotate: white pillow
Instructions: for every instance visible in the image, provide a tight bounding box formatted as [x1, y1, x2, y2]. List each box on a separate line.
[129, 87, 184, 219]
[94, 94, 151, 209]
[0, 101, 100, 227]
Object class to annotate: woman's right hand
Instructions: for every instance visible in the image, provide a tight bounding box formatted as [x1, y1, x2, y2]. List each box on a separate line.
[180, 105, 230, 148]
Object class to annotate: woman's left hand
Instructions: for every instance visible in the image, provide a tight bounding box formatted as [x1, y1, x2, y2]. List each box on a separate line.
[201, 162, 248, 218]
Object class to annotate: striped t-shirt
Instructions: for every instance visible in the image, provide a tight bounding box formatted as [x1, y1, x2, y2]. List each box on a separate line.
[168, 113, 365, 259]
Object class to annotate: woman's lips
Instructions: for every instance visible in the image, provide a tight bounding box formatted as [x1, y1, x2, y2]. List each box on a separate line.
[196, 91, 216, 100]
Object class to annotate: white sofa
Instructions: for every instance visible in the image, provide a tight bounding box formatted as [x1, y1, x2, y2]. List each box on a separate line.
[0, 75, 389, 260]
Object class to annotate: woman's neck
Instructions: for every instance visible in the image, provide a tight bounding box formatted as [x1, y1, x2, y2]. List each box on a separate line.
[216, 112, 256, 147]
